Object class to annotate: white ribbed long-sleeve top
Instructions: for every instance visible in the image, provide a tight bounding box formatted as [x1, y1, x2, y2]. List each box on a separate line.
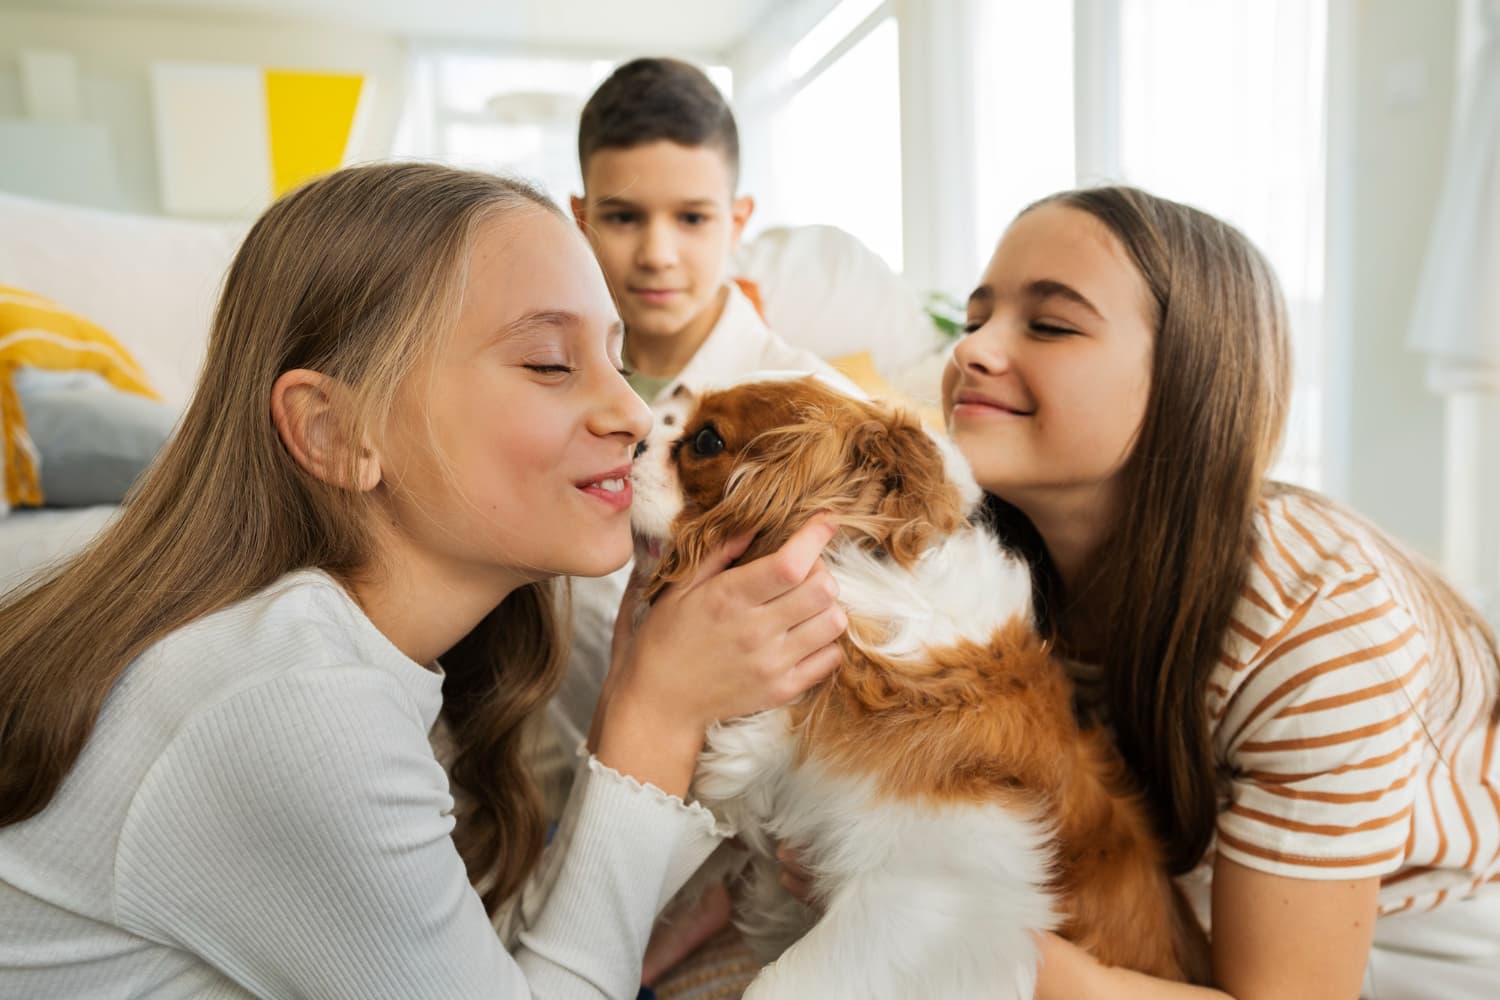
[0, 570, 726, 998]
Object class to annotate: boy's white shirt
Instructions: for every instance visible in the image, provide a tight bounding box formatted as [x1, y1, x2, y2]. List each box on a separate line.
[552, 281, 855, 749]
[648, 280, 857, 403]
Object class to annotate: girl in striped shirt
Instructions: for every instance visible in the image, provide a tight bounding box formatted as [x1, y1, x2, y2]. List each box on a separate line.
[943, 186, 1500, 998]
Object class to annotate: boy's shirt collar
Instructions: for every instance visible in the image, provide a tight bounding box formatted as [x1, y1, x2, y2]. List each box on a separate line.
[648, 281, 768, 402]
[637, 280, 860, 405]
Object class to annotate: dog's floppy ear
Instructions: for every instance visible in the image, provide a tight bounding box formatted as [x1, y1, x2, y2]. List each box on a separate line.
[838, 407, 968, 564]
[647, 414, 844, 601]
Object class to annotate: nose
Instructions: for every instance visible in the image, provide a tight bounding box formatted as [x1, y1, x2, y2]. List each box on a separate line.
[637, 217, 678, 270]
[633, 439, 647, 459]
[950, 322, 1011, 376]
[589, 365, 653, 447]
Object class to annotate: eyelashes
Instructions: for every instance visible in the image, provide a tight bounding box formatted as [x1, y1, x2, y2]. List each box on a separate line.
[959, 320, 1080, 337]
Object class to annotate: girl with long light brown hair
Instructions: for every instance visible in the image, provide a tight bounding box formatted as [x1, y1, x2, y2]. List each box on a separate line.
[941, 186, 1500, 998]
[0, 162, 846, 998]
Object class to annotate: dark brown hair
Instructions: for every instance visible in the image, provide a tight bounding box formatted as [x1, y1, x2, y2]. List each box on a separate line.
[578, 57, 739, 183]
[990, 185, 1497, 875]
[0, 161, 566, 913]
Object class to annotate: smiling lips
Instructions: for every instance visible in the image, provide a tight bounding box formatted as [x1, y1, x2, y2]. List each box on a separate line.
[952, 389, 1035, 417]
[631, 287, 682, 305]
[578, 466, 634, 511]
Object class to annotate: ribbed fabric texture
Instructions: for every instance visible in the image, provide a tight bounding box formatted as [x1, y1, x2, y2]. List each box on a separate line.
[0, 570, 726, 998]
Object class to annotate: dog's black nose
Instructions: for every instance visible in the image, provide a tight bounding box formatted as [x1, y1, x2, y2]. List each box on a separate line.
[633, 440, 647, 458]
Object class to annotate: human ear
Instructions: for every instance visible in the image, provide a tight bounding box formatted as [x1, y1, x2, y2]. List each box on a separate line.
[570, 194, 589, 234]
[270, 369, 381, 492]
[730, 195, 755, 245]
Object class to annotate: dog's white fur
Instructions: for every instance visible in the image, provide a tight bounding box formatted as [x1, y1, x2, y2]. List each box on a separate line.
[631, 382, 1060, 999]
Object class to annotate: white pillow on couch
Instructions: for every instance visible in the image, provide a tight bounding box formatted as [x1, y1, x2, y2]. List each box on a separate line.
[733, 223, 953, 405]
[0, 192, 245, 592]
[0, 191, 246, 410]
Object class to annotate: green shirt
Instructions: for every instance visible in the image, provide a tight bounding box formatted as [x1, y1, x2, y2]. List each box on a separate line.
[625, 369, 673, 403]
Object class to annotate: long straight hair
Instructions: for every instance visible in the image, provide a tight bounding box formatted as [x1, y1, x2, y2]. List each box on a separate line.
[990, 186, 1499, 874]
[0, 162, 567, 911]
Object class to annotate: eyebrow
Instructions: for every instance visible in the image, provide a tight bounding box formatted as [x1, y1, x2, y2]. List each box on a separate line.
[593, 196, 718, 211]
[966, 279, 1103, 320]
[1025, 279, 1103, 319]
[497, 310, 624, 347]
[501, 310, 575, 338]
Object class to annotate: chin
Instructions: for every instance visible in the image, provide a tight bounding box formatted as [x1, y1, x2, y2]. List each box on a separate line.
[630, 376, 1208, 998]
[575, 537, 634, 579]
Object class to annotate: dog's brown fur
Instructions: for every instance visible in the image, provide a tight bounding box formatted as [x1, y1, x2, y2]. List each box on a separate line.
[645, 377, 1210, 983]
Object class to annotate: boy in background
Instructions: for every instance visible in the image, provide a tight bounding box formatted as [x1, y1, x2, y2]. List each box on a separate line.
[555, 57, 853, 751]
[558, 57, 852, 992]
[570, 56, 845, 402]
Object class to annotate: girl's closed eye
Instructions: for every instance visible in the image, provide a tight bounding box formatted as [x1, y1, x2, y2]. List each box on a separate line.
[1029, 321, 1078, 337]
[524, 362, 577, 376]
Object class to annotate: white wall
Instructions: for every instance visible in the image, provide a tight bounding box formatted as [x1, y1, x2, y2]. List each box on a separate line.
[0, 7, 407, 216]
[1326, 0, 1460, 559]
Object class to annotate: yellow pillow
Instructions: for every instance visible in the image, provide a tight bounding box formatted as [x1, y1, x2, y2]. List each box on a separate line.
[829, 350, 945, 432]
[0, 286, 159, 510]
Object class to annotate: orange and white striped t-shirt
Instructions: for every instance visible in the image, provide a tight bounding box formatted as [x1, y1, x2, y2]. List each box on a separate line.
[1209, 489, 1500, 915]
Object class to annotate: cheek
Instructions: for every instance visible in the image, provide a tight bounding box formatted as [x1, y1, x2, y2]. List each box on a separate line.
[1051, 357, 1151, 467]
[690, 233, 730, 281]
[589, 233, 633, 273]
[940, 357, 960, 414]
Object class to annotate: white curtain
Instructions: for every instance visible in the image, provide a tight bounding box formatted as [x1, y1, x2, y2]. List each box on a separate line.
[1409, 0, 1500, 386]
[1408, 0, 1500, 620]
[1104, 0, 1329, 488]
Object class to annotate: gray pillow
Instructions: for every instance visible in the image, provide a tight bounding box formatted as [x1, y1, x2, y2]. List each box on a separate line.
[17, 383, 177, 507]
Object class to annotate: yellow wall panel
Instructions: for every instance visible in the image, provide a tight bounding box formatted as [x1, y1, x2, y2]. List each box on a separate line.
[264, 70, 364, 197]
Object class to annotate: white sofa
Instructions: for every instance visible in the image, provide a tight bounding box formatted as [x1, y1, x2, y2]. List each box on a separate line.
[0, 189, 949, 595]
[0, 191, 246, 593]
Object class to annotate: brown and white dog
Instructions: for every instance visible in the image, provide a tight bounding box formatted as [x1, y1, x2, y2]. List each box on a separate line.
[630, 376, 1207, 999]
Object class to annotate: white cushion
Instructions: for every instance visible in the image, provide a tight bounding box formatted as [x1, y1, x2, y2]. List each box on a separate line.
[734, 224, 949, 381]
[0, 191, 246, 410]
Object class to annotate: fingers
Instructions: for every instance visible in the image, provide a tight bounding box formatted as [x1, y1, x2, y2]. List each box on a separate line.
[775, 843, 811, 879]
[784, 641, 844, 699]
[775, 844, 816, 905]
[764, 560, 842, 631]
[772, 582, 846, 687]
[683, 531, 755, 590]
[736, 517, 838, 605]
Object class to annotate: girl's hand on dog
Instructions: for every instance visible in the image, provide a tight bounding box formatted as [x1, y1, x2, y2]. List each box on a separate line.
[775, 843, 819, 909]
[592, 517, 847, 797]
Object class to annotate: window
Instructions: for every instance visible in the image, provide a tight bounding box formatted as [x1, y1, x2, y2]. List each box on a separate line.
[760, 3, 904, 272]
[1112, 0, 1329, 486]
[393, 50, 732, 208]
[969, 3, 1076, 273]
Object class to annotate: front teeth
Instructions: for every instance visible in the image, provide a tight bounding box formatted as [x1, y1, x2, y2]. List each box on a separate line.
[596, 478, 625, 493]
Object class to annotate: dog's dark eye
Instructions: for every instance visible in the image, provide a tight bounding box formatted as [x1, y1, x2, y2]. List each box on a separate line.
[691, 425, 725, 458]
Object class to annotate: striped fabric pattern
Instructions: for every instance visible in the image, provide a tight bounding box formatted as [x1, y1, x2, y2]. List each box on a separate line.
[1211, 490, 1500, 915]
